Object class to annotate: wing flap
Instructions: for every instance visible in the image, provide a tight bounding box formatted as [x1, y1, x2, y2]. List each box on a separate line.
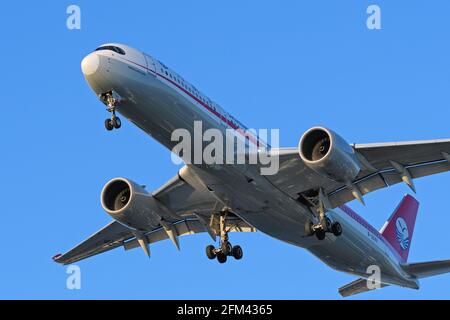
[123, 217, 256, 251]
[328, 159, 449, 208]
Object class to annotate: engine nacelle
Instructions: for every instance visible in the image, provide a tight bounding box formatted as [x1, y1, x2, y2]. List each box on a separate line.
[101, 177, 162, 231]
[298, 127, 362, 183]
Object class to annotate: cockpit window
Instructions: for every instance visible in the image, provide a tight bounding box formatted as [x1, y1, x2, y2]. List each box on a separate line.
[95, 46, 126, 55]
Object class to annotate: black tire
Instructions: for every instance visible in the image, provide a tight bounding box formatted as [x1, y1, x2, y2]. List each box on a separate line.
[232, 245, 243, 260]
[217, 252, 227, 264]
[332, 222, 343, 237]
[315, 229, 326, 241]
[222, 242, 232, 255]
[304, 221, 314, 236]
[206, 245, 216, 260]
[104, 119, 114, 131]
[325, 217, 332, 231]
[113, 117, 121, 129]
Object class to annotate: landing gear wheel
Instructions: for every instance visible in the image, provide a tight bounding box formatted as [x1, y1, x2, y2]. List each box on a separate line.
[232, 245, 243, 260]
[206, 245, 216, 260]
[104, 119, 114, 131]
[315, 229, 326, 241]
[331, 222, 342, 237]
[221, 242, 232, 255]
[216, 252, 227, 264]
[112, 117, 121, 129]
[305, 221, 314, 236]
[325, 217, 332, 231]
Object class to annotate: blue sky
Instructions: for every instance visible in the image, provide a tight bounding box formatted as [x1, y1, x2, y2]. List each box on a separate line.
[1, 0, 450, 299]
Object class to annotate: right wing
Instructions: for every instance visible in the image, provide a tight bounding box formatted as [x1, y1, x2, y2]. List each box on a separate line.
[54, 167, 256, 265]
[267, 139, 450, 209]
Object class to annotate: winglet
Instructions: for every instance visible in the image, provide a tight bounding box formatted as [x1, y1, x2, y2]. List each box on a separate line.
[52, 253, 62, 263]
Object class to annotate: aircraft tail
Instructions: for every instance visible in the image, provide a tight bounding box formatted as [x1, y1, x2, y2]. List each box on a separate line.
[379, 194, 419, 263]
[340, 195, 450, 297]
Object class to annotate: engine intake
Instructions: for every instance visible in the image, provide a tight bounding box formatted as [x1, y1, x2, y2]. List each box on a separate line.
[300, 128, 331, 162]
[102, 179, 131, 212]
[299, 127, 362, 183]
[101, 178, 162, 231]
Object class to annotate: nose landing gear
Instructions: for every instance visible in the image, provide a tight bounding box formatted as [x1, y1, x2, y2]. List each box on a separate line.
[103, 92, 122, 131]
[205, 212, 244, 263]
[104, 116, 121, 131]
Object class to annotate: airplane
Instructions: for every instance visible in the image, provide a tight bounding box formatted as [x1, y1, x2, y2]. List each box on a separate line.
[54, 43, 450, 297]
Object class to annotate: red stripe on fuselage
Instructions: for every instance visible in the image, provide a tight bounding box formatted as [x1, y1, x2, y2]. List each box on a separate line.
[120, 57, 262, 147]
[339, 205, 403, 263]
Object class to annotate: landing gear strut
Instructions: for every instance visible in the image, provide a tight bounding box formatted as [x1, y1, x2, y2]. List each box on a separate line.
[305, 189, 343, 241]
[103, 93, 121, 131]
[205, 211, 243, 263]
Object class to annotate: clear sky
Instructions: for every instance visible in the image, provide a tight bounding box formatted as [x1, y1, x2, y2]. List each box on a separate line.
[1, 0, 450, 299]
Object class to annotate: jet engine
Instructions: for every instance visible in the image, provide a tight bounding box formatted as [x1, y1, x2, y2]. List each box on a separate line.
[101, 177, 163, 231]
[298, 127, 362, 183]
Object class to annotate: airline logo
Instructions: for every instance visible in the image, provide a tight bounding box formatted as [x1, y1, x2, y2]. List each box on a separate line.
[395, 217, 410, 250]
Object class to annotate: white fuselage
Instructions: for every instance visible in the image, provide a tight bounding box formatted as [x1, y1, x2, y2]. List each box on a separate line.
[81, 43, 419, 289]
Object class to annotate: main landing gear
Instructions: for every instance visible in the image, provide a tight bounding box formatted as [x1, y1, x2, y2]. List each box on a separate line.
[205, 212, 243, 264]
[305, 217, 342, 241]
[103, 93, 121, 131]
[305, 188, 343, 241]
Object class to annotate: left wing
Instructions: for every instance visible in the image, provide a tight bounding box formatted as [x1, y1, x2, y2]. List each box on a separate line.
[53, 220, 135, 265]
[267, 139, 450, 209]
[55, 216, 254, 265]
[54, 168, 256, 265]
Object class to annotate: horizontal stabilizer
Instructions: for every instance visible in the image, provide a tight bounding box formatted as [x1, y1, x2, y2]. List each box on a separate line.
[339, 278, 388, 297]
[401, 260, 450, 278]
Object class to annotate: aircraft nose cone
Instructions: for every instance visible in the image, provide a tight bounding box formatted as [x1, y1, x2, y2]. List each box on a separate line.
[81, 53, 100, 76]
